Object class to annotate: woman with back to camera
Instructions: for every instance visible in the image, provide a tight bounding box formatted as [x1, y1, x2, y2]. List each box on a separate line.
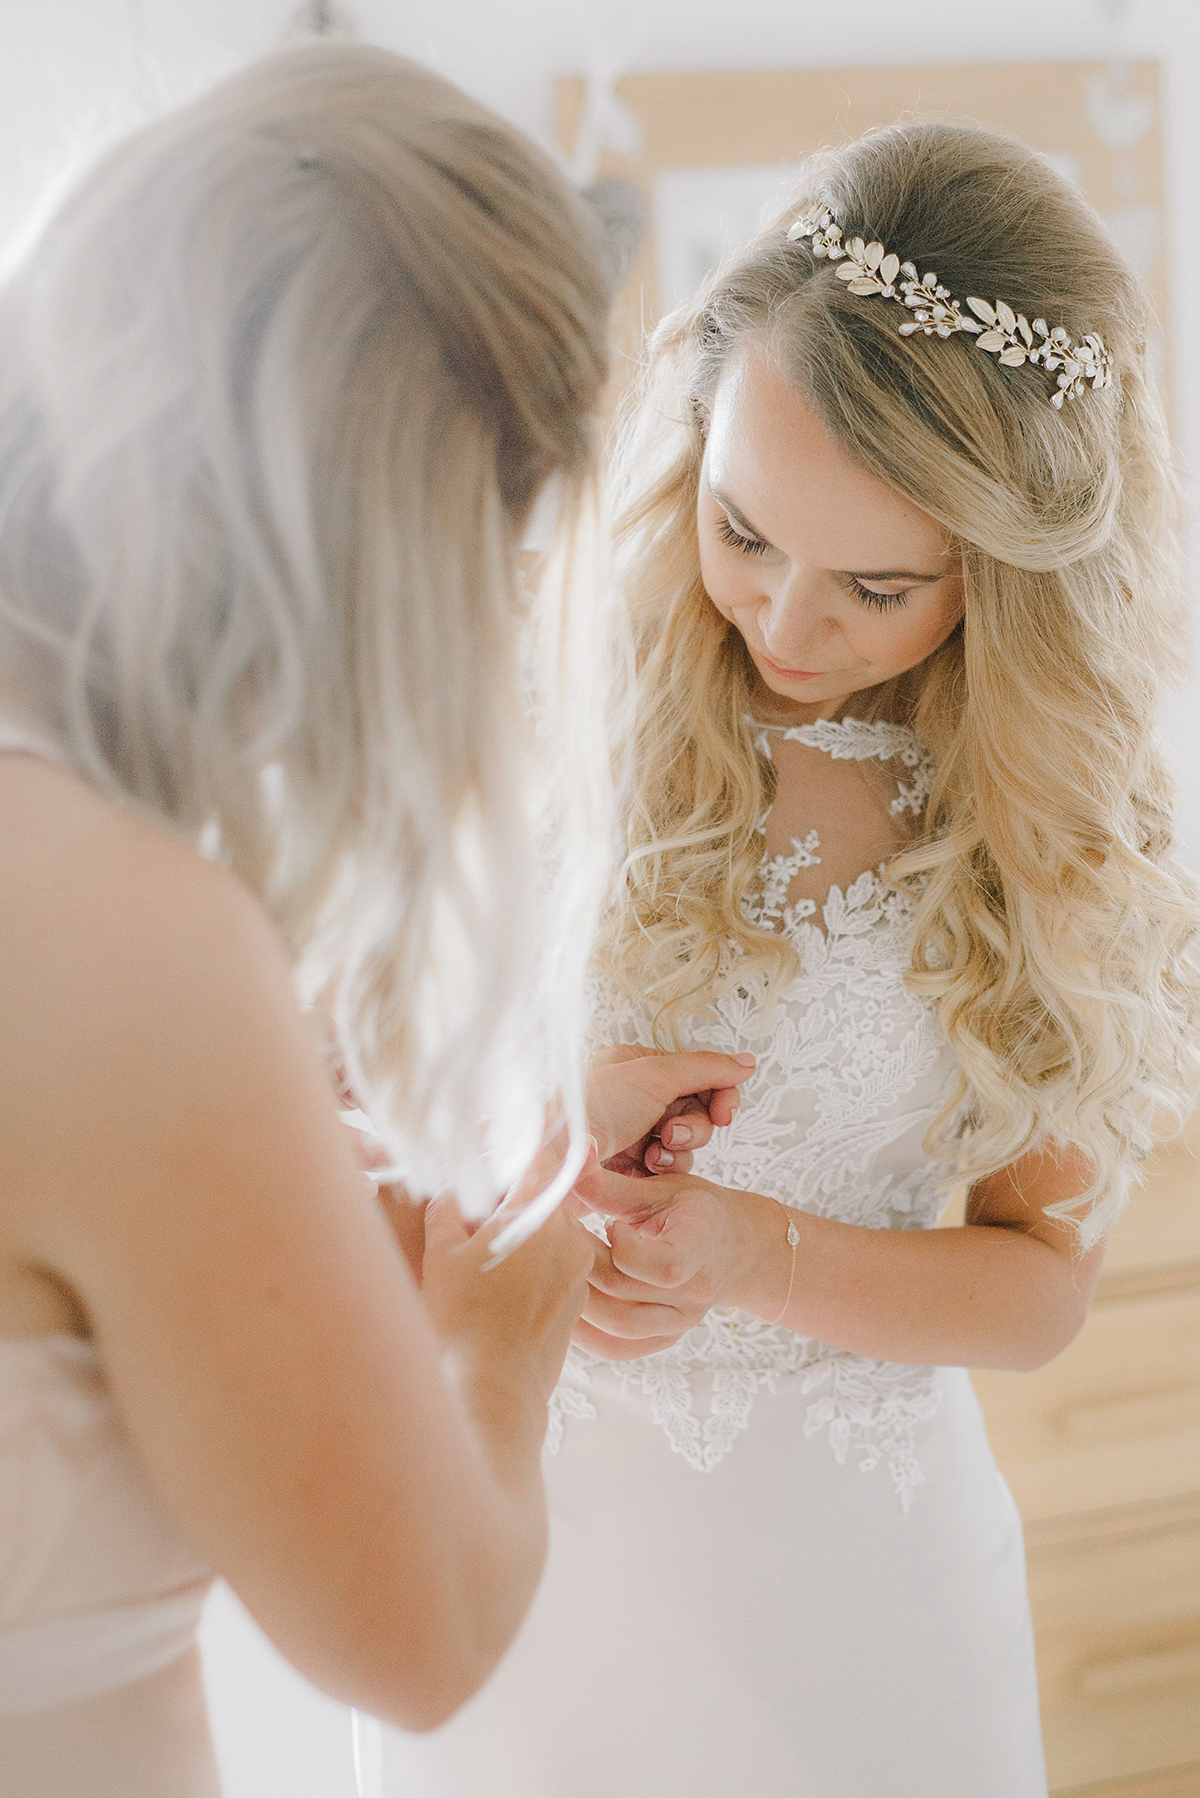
[0, 42, 756, 1797]
[383, 121, 1200, 1797]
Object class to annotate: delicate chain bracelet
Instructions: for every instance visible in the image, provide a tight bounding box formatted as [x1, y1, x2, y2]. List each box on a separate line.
[765, 1199, 802, 1327]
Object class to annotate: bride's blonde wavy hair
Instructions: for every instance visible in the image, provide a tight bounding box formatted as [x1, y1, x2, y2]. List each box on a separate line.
[606, 120, 1200, 1242]
[0, 44, 617, 1215]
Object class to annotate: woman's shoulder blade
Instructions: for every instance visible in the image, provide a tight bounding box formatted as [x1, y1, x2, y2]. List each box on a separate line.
[0, 760, 278, 988]
[0, 761, 295, 1198]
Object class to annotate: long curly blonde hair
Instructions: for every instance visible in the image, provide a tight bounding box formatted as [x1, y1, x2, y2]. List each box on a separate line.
[605, 120, 1200, 1242]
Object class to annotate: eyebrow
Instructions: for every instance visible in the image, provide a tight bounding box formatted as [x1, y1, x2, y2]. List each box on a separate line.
[710, 484, 946, 583]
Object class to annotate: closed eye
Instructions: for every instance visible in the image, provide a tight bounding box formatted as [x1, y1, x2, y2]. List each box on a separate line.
[840, 573, 910, 612]
[717, 514, 769, 558]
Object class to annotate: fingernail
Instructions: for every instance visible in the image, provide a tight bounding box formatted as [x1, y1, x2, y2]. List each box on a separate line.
[655, 1149, 675, 1169]
[734, 1053, 756, 1067]
[665, 1122, 693, 1148]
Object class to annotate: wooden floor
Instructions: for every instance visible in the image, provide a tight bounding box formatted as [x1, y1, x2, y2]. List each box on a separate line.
[969, 1121, 1200, 1795]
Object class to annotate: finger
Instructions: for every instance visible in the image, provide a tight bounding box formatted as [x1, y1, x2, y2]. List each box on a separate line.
[498, 1126, 593, 1211]
[636, 1051, 756, 1110]
[589, 1044, 649, 1069]
[422, 1192, 473, 1253]
[705, 1085, 743, 1129]
[587, 1240, 678, 1302]
[581, 1287, 691, 1339]
[608, 1216, 704, 1290]
[570, 1317, 685, 1361]
[572, 1162, 669, 1218]
[639, 1139, 692, 1176]
[376, 1184, 427, 1283]
[658, 1119, 708, 1153]
[658, 1100, 708, 1152]
[574, 1163, 698, 1223]
[660, 1085, 747, 1143]
[603, 1149, 657, 1178]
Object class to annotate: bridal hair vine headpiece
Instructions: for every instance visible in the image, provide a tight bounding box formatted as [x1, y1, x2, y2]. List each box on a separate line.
[787, 207, 1114, 409]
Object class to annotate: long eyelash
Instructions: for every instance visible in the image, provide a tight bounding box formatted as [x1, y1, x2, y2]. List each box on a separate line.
[715, 517, 912, 608]
[843, 575, 909, 612]
[717, 515, 769, 557]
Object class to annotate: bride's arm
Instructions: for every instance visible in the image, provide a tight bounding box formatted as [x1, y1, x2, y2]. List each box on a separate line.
[573, 1147, 1106, 1371]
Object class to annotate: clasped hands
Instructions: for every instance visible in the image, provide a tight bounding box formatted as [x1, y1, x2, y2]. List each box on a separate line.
[571, 1048, 787, 1362]
[335, 1033, 763, 1296]
[318, 1012, 778, 1348]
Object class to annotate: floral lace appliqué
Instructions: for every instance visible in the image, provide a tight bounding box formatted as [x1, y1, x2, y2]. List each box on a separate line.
[548, 1316, 942, 1511]
[551, 721, 955, 1510]
[752, 832, 821, 935]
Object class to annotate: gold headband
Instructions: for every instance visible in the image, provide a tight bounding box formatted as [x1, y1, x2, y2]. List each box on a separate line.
[787, 207, 1113, 410]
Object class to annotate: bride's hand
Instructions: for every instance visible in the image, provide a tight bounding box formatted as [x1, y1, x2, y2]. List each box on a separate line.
[569, 1164, 785, 1361]
[587, 1046, 755, 1179]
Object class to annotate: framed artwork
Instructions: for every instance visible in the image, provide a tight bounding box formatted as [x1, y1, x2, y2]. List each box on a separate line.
[555, 60, 1166, 391]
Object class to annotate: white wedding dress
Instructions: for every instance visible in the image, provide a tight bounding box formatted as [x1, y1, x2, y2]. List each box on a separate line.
[380, 717, 1048, 1798]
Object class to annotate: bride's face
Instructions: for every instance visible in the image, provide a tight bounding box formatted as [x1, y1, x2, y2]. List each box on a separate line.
[697, 340, 964, 722]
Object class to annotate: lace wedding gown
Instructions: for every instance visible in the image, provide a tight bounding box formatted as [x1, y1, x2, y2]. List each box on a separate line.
[381, 718, 1048, 1798]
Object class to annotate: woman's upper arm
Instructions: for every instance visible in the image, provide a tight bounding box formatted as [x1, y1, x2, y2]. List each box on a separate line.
[966, 1140, 1108, 1324]
[0, 830, 496, 1716]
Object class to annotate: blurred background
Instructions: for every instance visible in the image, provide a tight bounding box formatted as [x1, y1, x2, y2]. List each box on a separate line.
[5, 3, 1197, 1795]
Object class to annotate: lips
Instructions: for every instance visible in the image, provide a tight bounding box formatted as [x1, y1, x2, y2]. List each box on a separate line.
[760, 654, 824, 681]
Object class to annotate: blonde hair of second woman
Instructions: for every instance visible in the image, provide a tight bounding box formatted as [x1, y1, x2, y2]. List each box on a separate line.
[0, 42, 617, 1215]
[604, 118, 1200, 1244]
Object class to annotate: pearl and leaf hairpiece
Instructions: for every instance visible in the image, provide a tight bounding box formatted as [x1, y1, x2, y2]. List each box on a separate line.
[787, 207, 1114, 409]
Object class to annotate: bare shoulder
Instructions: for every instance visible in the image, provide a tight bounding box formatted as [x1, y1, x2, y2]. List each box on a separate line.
[0, 757, 304, 1232]
[0, 754, 273, 958]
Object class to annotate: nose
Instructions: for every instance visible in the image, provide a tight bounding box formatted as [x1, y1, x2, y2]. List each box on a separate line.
[757, 571, 837, 665]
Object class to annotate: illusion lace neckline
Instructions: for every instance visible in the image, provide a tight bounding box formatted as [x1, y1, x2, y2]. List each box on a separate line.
[748, 715, 935, 817]
[749, 714, 918, 758]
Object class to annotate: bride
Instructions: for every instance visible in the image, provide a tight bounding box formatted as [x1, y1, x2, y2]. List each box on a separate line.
[0, 41, 755, 1797]
[381, 120, 1200, 1796]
